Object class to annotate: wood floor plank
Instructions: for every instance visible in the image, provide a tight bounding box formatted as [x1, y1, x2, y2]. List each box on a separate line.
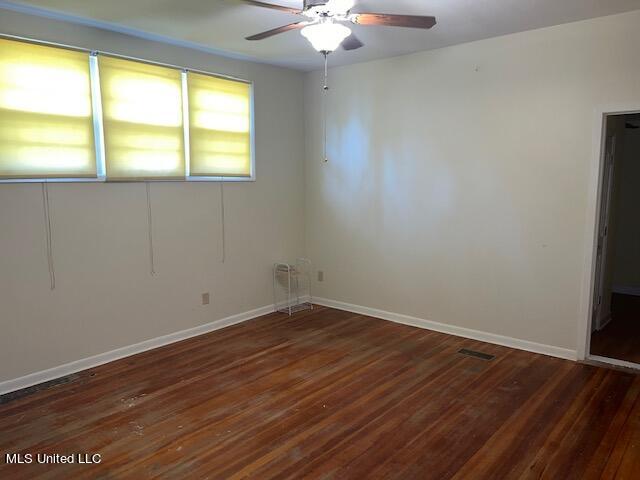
[1, 308, 358, 451]
[449, 362, 591, 479]
[1, 306, 639, 479]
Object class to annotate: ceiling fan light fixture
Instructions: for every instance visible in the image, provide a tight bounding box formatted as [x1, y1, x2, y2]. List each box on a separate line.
[301, 22, 352, 52]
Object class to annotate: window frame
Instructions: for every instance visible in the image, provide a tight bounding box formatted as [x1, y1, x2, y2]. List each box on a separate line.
[184, 70, 256, 183]
[0, 33, 256, 184]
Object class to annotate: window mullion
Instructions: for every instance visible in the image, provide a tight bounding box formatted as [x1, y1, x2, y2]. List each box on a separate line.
[182, 70, 191, 179]
[89, 53, 106, 180]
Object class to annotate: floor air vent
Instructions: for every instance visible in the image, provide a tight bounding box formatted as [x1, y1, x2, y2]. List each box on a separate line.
[458, 348, 495, 361]
[0, 373, 80, 405]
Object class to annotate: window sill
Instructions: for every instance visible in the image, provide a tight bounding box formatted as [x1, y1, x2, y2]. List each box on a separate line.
[0, 176, 255, 184]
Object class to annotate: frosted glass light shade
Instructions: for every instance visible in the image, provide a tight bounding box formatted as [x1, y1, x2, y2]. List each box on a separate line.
[301, 23, 351, 52]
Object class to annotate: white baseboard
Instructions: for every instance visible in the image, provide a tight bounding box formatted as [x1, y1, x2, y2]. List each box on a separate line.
[612, 285, 640, 297]
[0, 304, 275, 396]
[314, 297, 577, 361]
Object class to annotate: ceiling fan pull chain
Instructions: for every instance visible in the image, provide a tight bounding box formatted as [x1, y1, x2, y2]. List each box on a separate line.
[323, 52, 329, 163]
[323, 51, 329, 89]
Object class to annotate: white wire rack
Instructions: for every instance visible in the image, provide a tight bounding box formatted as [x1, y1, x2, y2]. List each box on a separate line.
[273, 258, 313, 315]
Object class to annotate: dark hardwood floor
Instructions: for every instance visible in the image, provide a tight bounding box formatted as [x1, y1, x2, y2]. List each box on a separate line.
[592, 293, 640, 364]
[1, 306, 640, 479]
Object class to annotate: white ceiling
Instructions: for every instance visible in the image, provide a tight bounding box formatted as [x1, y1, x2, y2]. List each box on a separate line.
[3, 0, 640, 70]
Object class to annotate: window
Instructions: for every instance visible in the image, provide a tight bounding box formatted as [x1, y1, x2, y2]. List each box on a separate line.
[188, 72, 252, 178]
[0, 38, 96, 179]
[0, 37, 254, 182]
[99, 56, 185, 180]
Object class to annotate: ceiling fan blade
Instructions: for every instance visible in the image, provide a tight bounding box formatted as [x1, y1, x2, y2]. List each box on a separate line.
[342, 33, 364, 51]
[238, 1, 302, 14]
[246, 22, 308, 40]
[351, 13, 436, 29]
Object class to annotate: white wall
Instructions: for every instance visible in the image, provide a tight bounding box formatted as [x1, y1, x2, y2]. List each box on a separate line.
[304, 10, 640, 352]
[0, 10, 306, 383]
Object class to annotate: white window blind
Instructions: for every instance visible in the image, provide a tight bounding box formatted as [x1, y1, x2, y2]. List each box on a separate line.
[0, 38, 96, 179]
[188, 72, 252, 177]
[98, 55, 185, 180]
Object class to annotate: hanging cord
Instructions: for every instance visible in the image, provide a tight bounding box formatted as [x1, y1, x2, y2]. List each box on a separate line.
[322, 51, 329, 163]
[220, 181, 226, 263]
[145, 182, 156, 276]
[41, 183, 56, 290]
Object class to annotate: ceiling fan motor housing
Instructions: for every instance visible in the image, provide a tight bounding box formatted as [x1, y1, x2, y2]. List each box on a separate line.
[304, 0, 330, 9]
[304, 0, 336, 17]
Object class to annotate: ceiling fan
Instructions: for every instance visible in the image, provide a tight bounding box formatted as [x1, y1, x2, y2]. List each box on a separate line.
[241, 0, 437, 53]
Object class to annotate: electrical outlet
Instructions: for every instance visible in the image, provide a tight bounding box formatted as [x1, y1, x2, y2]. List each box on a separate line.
[317, 270, 324, 282]
[202, 293, 210, 305]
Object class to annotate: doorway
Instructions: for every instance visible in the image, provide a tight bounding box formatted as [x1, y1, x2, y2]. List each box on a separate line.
[589, 112, 640, 367]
